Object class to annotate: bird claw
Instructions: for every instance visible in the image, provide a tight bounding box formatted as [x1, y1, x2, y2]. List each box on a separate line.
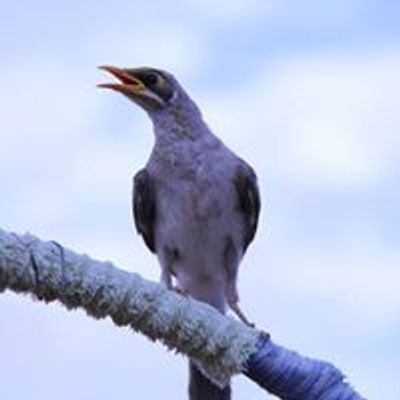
[229, 301, 255, 328]
[160, 275, 188, 297]
[172, 286, 189, 297]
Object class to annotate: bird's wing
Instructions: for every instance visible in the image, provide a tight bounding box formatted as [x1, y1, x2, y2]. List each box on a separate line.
[234, 164, 261, 253]
[132, 169, 157, 253]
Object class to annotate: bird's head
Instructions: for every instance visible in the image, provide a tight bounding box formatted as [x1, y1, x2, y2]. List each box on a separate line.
[98, 66, 193, 115]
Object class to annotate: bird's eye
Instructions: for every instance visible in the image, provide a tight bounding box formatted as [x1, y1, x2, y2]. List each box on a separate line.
[142, 73, 159, 87]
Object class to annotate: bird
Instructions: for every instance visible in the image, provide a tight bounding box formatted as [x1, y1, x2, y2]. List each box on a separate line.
[98, 66, 261, 400]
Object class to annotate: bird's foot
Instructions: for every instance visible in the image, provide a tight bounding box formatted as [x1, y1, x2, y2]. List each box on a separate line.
[227, 290, 255, 328]
[160, 273, 188, 297]
[230, 302, 255, 328]
[172, 286, 189, 297]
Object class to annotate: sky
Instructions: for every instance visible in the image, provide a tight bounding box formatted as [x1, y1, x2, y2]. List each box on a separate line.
[0, 1, 399, 399]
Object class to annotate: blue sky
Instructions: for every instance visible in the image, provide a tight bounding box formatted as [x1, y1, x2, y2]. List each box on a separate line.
[1, 1, 399, 399]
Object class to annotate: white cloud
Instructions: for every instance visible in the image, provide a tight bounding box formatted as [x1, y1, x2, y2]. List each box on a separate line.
[203, 46, 400, 189]
[86, 23, 206, 78]
[272, 252, 400, 327]
[276, 0, 366, 29]
[184, 0, 282, 21]
[0, 64, 93, 154]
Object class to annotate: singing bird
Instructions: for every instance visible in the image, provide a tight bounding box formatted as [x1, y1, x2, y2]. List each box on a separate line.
[99, 66, 260, 400]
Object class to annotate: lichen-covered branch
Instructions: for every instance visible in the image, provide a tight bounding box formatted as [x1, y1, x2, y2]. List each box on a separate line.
[0, 228, 365, 399]
[0, 228, 258, 386]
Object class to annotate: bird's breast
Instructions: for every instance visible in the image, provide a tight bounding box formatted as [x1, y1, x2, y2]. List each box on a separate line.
[163, 177, 226, 223]
[149, 144, 241, 243]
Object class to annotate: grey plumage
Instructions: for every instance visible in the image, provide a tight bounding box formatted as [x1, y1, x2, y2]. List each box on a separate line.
[99, 65, 260, 400]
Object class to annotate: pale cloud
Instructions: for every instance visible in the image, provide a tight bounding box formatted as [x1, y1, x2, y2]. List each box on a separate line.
[276, 0, 366, 29]
[0, 62, 102, 179]
[271, 252, 400, 328]
[203, 46, 400, 188]
[184, 0, 283, 21]
[86, 24, 206, 78]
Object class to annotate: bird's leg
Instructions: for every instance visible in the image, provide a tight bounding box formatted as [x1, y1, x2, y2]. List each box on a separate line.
[223, 239, 255, 327]
[160, 267, 173, 290]
[160, 268, 187, 295]
[229, 301, 255, 328]
[159, 245, 178, 291]
[160, 247, 188, 296]
[226, 283, 255, 328]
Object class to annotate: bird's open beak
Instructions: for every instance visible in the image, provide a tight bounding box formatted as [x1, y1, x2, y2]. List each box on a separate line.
[97, 65, 145, 95]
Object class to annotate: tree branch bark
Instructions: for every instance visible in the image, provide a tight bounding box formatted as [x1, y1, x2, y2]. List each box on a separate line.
[0, 228, 364, 399]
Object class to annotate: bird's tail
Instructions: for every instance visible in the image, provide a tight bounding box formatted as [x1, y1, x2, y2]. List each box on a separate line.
[189, 361, 231, 400]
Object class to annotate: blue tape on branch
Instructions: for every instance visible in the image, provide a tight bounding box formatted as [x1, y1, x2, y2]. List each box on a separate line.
[244, 333, 365, 400]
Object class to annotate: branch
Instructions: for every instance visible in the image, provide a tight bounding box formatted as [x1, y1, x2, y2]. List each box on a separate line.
[0, 228, 364, 399]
